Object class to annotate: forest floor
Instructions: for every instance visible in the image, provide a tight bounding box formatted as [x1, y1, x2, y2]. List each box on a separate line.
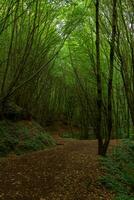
[0, 135, 119, 200]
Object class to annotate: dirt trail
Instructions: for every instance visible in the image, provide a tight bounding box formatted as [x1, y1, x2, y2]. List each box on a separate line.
[0, 139, 117, 200]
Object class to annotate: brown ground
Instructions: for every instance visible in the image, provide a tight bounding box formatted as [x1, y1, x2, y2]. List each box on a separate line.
[0, 138, 118, 200]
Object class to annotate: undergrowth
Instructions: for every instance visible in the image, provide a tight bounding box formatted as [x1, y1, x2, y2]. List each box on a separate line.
[61, 131, 81, 139]
[0, 120, 55, 156]
[61, 130, 96, 140]
[100, 140, 134, 200]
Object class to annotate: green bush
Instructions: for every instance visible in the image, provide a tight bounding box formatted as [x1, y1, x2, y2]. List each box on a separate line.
[0, 122, 19, 156]
[0, 120, 55, 156]
[0, 136, 19, 156]
[100, 140, 134, 200]
[115, 194, 134, 200]
[15, 132, 55, 155]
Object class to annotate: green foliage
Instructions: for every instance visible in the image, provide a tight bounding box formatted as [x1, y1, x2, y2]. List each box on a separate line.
[0, 120, 55, 156]
[15, 132, 55, 155]
[0, 121, 19, 156]
[129, 128, 134, 140]
[115, 194, 134, 200]
[0, 0, 133, 157]
[61, 131, 81, 139]
[100, 140, 134, 199]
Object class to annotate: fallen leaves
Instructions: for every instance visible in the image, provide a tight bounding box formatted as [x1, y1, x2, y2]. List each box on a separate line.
[0, 140, 116, 200]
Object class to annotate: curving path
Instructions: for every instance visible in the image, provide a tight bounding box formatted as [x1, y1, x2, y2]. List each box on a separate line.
[0, 139, 117, 200]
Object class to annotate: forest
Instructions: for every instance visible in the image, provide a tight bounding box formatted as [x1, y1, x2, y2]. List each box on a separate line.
[0, 0, 134, 200]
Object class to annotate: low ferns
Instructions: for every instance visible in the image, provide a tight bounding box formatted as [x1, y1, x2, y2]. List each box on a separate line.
[100, 140, 134, 200]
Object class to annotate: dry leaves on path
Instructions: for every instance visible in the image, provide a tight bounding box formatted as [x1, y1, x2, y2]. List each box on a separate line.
[0, 139, 116, 200]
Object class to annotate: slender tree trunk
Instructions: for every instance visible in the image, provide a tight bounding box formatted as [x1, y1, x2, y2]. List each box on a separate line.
[95, 0, 103, 155]
[103, 0, 117, 153]
[95, 0, 117, 156]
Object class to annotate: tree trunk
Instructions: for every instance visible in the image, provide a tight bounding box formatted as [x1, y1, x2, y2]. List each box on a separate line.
[95, 0, 103, 155]
[106, 0, 117, 150]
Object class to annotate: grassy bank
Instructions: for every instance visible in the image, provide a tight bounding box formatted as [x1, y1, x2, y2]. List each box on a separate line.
[0, 120, 55, 157]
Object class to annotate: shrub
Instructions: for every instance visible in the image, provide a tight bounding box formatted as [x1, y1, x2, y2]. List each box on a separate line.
[115, 194, 134, 200]
[100, 140, 134, 200]
[15, 132, 55, 155]
[0, 120, 55, 156]
[0, 122, 19, 156]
